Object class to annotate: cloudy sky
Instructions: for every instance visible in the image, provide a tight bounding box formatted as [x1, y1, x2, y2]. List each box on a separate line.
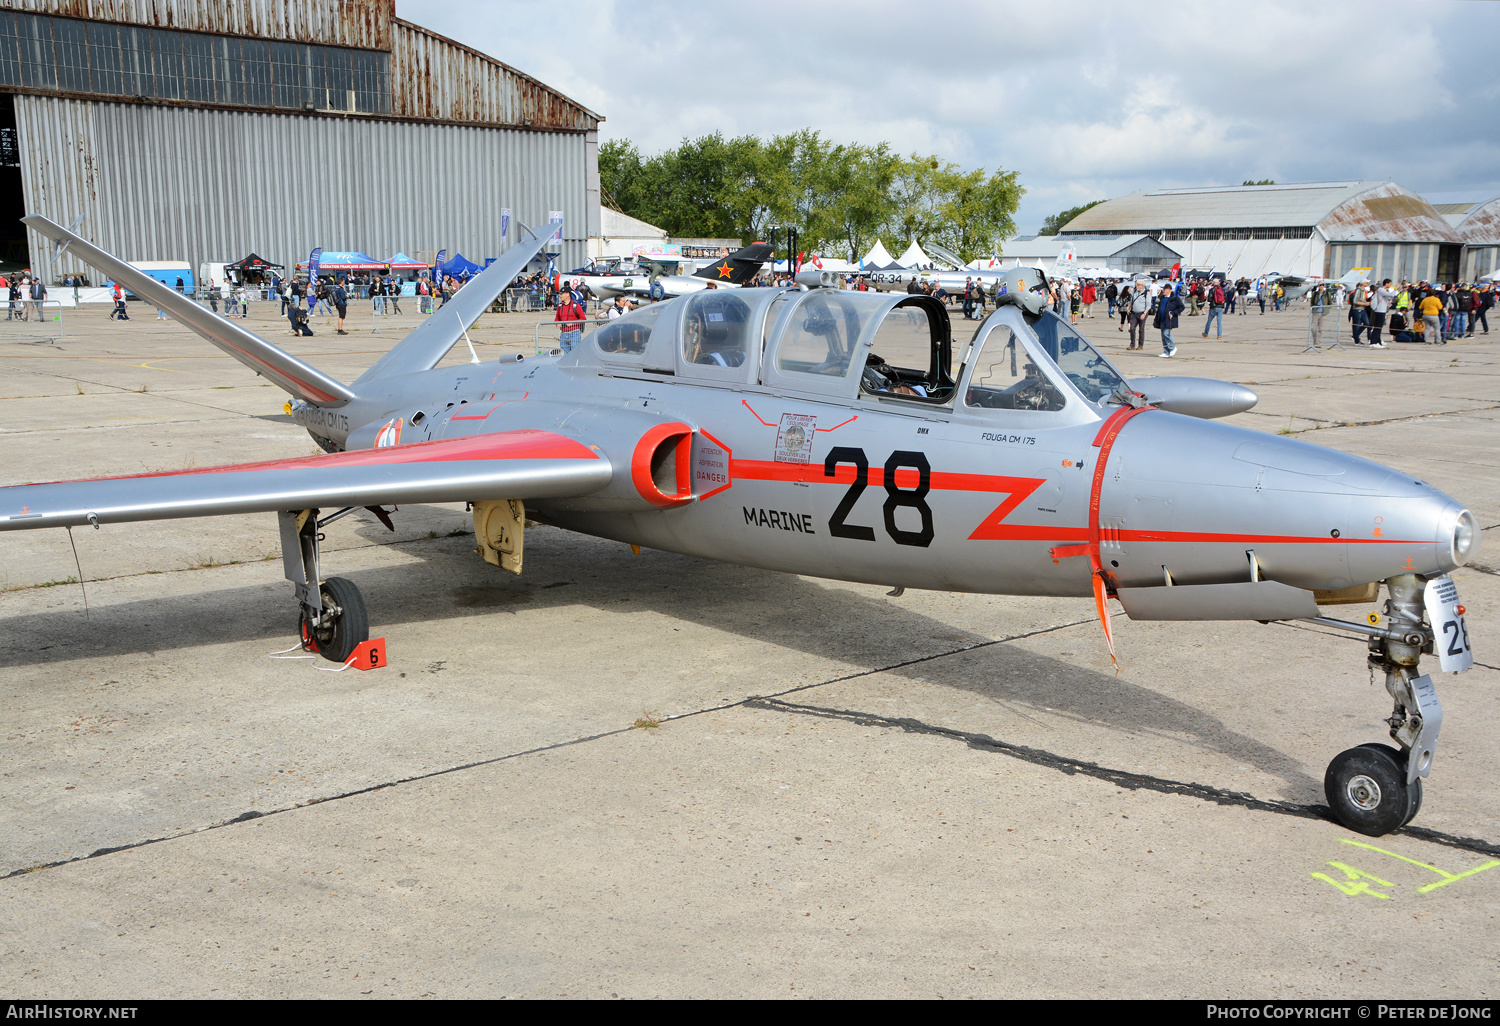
[397, 0, 1500, 234]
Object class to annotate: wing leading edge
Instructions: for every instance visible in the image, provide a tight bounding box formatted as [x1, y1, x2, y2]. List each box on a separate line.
[0, 430, 610, 530]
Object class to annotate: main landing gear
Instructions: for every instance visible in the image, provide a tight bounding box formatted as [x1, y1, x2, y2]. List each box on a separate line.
[279, 508, 370, 664]
[1307, 575, 1443, 836]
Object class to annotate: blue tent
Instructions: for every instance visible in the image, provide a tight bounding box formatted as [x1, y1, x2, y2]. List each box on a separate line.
[438, 253, 483, 277]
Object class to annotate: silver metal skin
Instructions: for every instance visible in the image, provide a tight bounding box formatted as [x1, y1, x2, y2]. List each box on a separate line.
[2, 216, 1480, 835]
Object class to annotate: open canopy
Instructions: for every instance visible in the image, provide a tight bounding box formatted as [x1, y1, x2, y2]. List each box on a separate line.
[228, 253, 283, 271]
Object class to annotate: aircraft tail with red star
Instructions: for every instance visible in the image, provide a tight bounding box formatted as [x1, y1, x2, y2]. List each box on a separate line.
[692, 242, 775, 285]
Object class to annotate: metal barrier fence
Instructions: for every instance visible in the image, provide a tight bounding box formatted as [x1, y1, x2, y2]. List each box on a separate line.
[533, 316, 613, 354]
[504, 288, 550, 313]
[0, 299, 65, 343]
[1305, 300, 1347, 353]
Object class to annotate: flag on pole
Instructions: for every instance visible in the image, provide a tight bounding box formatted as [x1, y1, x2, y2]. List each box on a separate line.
[501, 208, 511, 242]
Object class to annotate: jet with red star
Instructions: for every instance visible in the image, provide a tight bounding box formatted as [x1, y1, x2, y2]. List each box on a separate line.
[589, 242, 774, 301]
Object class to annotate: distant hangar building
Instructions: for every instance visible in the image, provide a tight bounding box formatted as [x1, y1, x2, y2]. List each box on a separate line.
[0, 0, 602, 278]
[1058, 181, 1464, 283]
[996, 233, 1181, 275]
[1429, 195, 1500, 282]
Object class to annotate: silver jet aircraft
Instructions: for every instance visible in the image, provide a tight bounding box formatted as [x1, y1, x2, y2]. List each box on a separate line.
[2, 216, 1479, 838]
[588, 242, 774, 301]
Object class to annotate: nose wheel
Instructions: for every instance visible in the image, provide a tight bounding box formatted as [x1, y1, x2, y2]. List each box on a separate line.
[279, 508, 372, 664]
[1310, 574, 1443, 837]
[298, 576, 369, 664]
[1325, 743, 1423, 836]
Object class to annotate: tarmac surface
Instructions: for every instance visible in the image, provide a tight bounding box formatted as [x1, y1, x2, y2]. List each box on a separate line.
[1, 295, 1498, 998]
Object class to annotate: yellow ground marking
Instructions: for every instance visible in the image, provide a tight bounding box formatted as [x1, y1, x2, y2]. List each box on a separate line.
[1339, 838, 1500, 894]
[1310, 861, 1394, 899]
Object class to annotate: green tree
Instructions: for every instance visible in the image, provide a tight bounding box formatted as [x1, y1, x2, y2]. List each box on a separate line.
[1038, 199, 1104, 236]
[598, 130, 1024, 262]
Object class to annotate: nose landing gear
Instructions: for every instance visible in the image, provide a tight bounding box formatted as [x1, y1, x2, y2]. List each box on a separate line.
[279, 508, 370, 664]
[1310, 574, 1442, 836]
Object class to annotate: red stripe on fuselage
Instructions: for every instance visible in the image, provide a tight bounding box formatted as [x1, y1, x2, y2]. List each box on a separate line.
[728, 453, 1424, 548]
[28, 429, 599, 486]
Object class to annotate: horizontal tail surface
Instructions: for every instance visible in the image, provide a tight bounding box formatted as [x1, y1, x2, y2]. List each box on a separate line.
[354, 222, 562, 387]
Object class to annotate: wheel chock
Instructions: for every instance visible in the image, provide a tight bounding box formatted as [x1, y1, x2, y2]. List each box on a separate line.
[346, 638, 387, 670]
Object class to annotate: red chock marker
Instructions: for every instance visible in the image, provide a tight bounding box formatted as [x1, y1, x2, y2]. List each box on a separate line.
[347, 638, 387, 670]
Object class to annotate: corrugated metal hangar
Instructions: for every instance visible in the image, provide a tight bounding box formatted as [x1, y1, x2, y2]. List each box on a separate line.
[996, 234, 1181, 275]
[0, 0, 601, 277]
[1059, 181, 1469, 282]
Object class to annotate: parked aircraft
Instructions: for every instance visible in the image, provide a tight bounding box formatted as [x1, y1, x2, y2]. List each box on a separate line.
[1277, 267, 1373, 303]
[587, 243, 775, 301]
[2, 216, 1478, 838]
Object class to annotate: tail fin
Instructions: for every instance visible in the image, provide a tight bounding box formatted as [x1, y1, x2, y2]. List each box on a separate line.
[23, 214, 356, 405]
[692, 242, 774, 285]
[1050, 242, 1079, 280]
[353, 222, 560, 386]
[1336, 267, 1373, 287]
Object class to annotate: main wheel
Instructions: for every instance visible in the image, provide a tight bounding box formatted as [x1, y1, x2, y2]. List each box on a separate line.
[298, 576, 369, 664]
[1325, 744, 1418, 836]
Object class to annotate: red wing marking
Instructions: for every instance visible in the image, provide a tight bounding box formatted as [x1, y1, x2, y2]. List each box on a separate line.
[32, 429, 599, 486]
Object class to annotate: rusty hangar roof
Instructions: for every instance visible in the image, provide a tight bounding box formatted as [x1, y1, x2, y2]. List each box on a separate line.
[391, 18, 598, 132]
[0, 0, 601, 131]
[0, 0, 393, 49]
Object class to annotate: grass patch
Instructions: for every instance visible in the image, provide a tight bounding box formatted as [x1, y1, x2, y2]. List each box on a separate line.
[632, 711, 663, 730]
[3, 576, 79, 592]
[445, 528, 470, 537]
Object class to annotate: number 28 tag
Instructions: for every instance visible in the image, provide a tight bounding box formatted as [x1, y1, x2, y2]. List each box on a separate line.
[1423, 576, 1473, 674]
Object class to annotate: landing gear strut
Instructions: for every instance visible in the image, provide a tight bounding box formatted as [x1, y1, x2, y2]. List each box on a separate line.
[279, 508, 370, 664]
[1308, 574, 1442, 836]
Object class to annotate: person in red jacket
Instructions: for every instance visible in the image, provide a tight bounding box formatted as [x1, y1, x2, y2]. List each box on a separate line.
[554, 290, 587, 352]
[1080, 280, 1097, 317]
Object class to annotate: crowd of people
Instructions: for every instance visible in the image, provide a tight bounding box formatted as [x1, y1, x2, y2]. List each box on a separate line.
[1341, 279, 1493, 347]
[0, 270, 49, 321]
[81, 255, 1499, 360]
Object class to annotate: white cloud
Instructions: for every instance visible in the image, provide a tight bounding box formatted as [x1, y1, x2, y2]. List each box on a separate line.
[397, 0, 1500, 231]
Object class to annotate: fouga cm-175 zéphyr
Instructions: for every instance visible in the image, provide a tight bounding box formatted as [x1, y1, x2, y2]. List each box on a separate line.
[2, 214, 1480, 838]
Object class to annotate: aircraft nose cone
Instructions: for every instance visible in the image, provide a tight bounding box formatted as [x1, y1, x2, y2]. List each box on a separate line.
[1103, 413, 1478, 590]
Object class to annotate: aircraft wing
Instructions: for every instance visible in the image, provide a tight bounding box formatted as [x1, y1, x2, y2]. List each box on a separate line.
[23, 214, 356, 405]
[0, 430, 610, 531]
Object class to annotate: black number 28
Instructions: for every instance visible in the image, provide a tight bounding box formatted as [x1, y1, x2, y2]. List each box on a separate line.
[824, 446, 933, 547]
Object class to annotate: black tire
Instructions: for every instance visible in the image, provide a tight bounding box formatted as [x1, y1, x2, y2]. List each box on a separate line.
[1356, 742, 1423, 828]
[298, 576, 369, 664]
[1325, 744, 1416, 836]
